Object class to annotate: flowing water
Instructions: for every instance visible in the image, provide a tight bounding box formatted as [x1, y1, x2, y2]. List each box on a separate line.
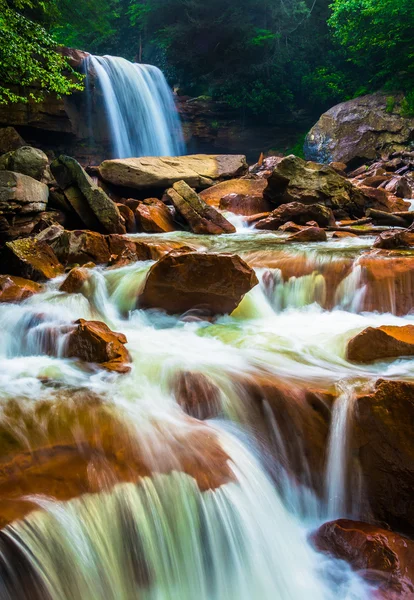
[85, 55, 185, 158]
[1, 229, 414, 598]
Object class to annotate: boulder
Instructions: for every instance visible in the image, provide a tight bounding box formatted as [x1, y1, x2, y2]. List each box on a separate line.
[0, 275, 42, 302]
[305, 93, 414, 164]
[166, 180, 236, 234]
[263, 155, 370, 217]
[2, 238, 63, 281]
[255, 202, 334, 230]
[135, 198, 176, 233]
[139, 251, 258, 315]
[59, 267, 91, 293]
[0, 146, 49, 181]
[52, 230, 111, 266]
[99, 154, 248, 190]
[373, 229, 414, 249]
[199, 178, 267, 208]
[354, 379, 414, 534]
[0, 170, 48, 215]
[50, 155, 125, 234]
[0, 127, 25, 154]
[347, 325, 414, 363]
[219, 193, 272, 216]
[65, 318, 131, 373]
[312, 519, 414, 598]
[116, 202, 136, 233]
[172, 371, 221, 420]
[286, 226, 327, 243]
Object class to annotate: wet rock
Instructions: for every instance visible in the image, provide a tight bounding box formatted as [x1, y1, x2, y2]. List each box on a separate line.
[255, 201, 335, 230]
[355, 186, 409, 213]
[329, 161, 347, 175]
[354, 379, 414, 534]
[312, 519, 414, 598]
[0, 146, 49, 181]
[172, 371, 222, 420]
[59, 267, 91, 293]
[65, 318, 131, 373]
[116, 202, 136, 233]
[58, 46, 89, 69]
[278, 221, 303, 232]
[199, 178, 267, 208]
[347, 325, 414, 363]
[0, 170, 48, 215]
[373, 229, 414, 249]
[99, 154, 248, 190]
[0, 275, 42, 302]
[2, 238, 63, 281]
[263, 155, 370, 217]
[0, 127, 25, 154]
[140, 251, 258, 315]
[332, 231, 358, 239]
[51, 155, 125, 234]
[286, 226, 327, 243]
[52, 230, 110, 266]
[135, 198, 176, 233]
[166, 180, 236, 234]
[219, 193, 272, 216]
[305, 93, 414, 164]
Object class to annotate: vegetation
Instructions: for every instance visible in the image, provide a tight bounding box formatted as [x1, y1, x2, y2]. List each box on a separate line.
[0, 0, 413, 118]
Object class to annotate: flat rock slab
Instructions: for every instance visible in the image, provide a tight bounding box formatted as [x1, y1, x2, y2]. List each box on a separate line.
[99, 154, 248, 190]
[0, 170, 48, 214]
[199, 178, 267, 207]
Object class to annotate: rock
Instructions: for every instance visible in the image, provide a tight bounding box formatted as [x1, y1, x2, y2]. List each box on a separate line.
[263, 155, 370, 217]
[347, 325, 414, 363]
[219, 193, 272, 215]
[140, 251, 258, 315]
[59, 267, 91, 293]
[199, 178, 267, 208]
[373, 230, 414, 249]
[2, 238, 63, 281]
[329, 161, 347, 175]
[166, 180, 236, 234]
[385, 175, 414, 199]
[116, 203, 136, 233]
[255, 202, 335, 230]
[278, 221, 303, 232]
[135, 198, 176, 233]
[312, 519, 414, 598]
[0, 127, 25, 154]
[99, 154, 248, 190]
[354, 379, 414, 534]
[286, 226, 327, 243]
[0, 170, 48, 215]
[0, 275, 42, 302]
[65, 318, 131, 373]
[355, 185, 409, 213]
[51, 155, 125, 234]
[305, 93, 414, 164]
[332, 231, 358, 239]
[52, 230, 111, 266]
[172, 371, 221, 420]
[58, 46, 89, 69]
[0, 146, 49, 181]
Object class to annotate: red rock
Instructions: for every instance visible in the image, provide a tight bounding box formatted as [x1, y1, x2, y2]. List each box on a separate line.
[139, 251, 258, 315]
[286, 226, 327, 243]
[219, 193, 272, 215]
[278, 221, 303, 232]
[255, 202, 335, 230]
[312, 519, 414, 598]
[0, 275, 42, 302]
[116, 203, 136, 233]
[347, 325, 414, 362]
[373, 230, 414, 249]
[135, 198, 176, 233]
[3, 238, 63, 281]
[332, 231, 358, 238]
[357, 185, 409, 212]
[59, 267, 91, 294]
[52, 230, 110, 266]
[172, 371, 221, 420]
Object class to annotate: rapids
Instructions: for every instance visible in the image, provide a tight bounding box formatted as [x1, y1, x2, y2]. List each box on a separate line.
[1, 229, 414, 598]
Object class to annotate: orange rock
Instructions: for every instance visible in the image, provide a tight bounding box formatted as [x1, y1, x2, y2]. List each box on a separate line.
[0, 275, 42, 302]
[286, 226, 327, 243]
[139, 251, 258, 315]
[199, 178, 267, 208]
[59, 267, 90, 294]
[172, 371, 221, 420]
[116, 202, 136, 233]
[373, 229, 414, 249]
[219, 193, 272, 215]
[332, 231, 358, 238]
[52, 230, 110, 266]
[135, 198, 176, 233]
[347, 325, 414, 362]
[3, 238, 63, 281]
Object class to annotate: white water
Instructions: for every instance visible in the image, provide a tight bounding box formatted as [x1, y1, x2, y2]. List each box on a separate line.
[86, 55, 185, 158]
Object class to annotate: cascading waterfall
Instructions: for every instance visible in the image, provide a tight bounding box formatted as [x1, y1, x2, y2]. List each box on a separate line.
[85, 55, 185, 158]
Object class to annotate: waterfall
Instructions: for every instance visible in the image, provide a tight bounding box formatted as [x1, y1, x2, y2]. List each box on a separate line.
[85, 55, 185, 159]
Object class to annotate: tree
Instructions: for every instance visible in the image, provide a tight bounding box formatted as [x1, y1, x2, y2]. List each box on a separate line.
[0, 0, 83, 104]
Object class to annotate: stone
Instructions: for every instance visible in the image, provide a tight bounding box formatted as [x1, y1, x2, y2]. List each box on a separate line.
[0, 170, 48, 214]
[354, 379, 414, 534]
[65, 318, 131, 373]
[51, 155, 125, 234]
[59, 267, 91, 293]
[278, 221, 303, 232]
[52, 230, 111, 266]
[286, 226, 327, 243]
[140, 251, 258, 315]
[135, 198, 176, 233]
[373, 229, 414, 249]
[329, 161, 347, 174]
[199, 178, 267, 208]
[0, 146, 49, 181]
[99, 154, 248, 190]
[0, 275, 42, 302]
[347, 325, 414, 363]
[0, 127, 25, 154]
[116, 203, 136, 233]
[2, 238, 63, 281]
[332, 231, 358, 239]
[305, 92, 414, 164]
[355, 185, 409, 213]
[172, 371, 221, 420]
[255, 202, 334, 230]
[219, 193, 272, 215]
[166, 180, 236, 234]
[58, 46, 90, 69]
[312, 519, 414, 598]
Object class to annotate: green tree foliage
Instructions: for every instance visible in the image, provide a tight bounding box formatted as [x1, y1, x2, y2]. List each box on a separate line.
[0, 0, 83, 104]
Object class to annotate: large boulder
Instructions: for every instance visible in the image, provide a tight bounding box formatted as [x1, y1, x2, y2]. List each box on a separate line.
[0, 146, 49, 181]
[305, 93, 414, 165]
[0, 275, 42, 302]
[51, 155, 125, 234]
[354, 379, 414, 534]
[347, 325, 414, 363]
[51, 230, 111, 266]
[286, 226, 327, 243]
[263, 155, 370, 217]
[2, 238, 63, 281]
[139, 251, 258, 315]
[135, 198, 176, 233]
[99, 154, 248, 190]
[199, 178, 268, 208]
[0, 170, 48, 215]
[166, 180, 236, 234]
[312, 519, 414, 598]
[255, 201, 334, 230]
